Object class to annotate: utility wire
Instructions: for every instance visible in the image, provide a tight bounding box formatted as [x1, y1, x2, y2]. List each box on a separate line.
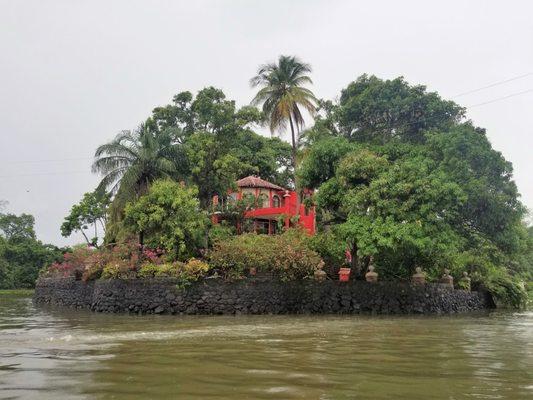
[2, 156, 92, 165]
[453, 72, 532, 98]
[0, 171, 90, 179]
[1, 75, 532, 176]
[467, 88, 533, 108]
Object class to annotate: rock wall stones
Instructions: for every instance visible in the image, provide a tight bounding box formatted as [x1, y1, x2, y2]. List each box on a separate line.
[33, 277, 495, 315]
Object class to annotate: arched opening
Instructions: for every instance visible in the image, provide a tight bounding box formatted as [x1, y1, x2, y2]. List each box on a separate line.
[272, 195, 281, 208]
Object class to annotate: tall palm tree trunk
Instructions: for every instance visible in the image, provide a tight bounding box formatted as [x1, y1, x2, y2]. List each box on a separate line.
[288, 113, 301, 211]
[288, 114, 297, 172]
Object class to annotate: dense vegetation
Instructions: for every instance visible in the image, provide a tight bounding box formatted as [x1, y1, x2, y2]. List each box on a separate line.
[0, 212, 64, 289]
[9, 56, 533, 306]
[298, 75, 531, 306]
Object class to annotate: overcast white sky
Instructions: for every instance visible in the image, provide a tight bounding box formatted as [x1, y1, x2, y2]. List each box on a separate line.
[0, 0, 532, 246]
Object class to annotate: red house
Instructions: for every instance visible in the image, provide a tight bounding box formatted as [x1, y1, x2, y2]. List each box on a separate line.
[212, 175, 316, 235]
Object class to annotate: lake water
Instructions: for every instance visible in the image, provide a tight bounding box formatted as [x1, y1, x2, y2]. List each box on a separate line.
[0, 293, 531, 399]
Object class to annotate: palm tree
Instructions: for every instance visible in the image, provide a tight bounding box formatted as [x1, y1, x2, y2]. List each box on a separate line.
[250, 55, 317, 173]
[92, 124, 186, 245]
[92, 123, 184, 202]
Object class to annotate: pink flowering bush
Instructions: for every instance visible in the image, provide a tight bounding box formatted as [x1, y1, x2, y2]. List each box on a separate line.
[42, 241, 167, 281]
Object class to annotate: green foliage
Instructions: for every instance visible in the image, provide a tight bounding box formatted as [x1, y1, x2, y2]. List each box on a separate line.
[93, 123, 185, 200]
[208, 224, 236, 246]
[298, 75, 529, 306]
[209, 230, 322, 281]
[334, 74, 464, 143]
[137, 262, 181, 278]
[101, 263, 124, 279]
[124, 180, 208, 260]
[0, 213, 36, 240]
[298, 137, 354, 189]
[305, 230, 346, 273]
[61, 188, 110, 247]
[138, 259, 210, 288]
[483, 272, 528, 309]
[148, 86, 292, 204]
[0, 213, 64, 289]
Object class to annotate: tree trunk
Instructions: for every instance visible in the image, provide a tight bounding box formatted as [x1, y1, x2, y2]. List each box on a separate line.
[80, 229, 91, 247]
[350, 240, 360, 277]
[288, 114, 297, 173]
[288, 114, 301, 210]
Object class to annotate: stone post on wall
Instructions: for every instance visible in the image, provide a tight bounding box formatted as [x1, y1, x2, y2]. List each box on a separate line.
[439, 268, 454, 290]
[411, 267, 426, 285]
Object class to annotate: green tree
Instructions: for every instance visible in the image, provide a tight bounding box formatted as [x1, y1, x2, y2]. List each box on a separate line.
[334, 74, 465, 144]
[61, 189, 111, 247]
[148, 87, 292, 204]
[0, 212, 64, 289]
[298, 76, 528, 305]
[124, 179, 208, 260]
[0, 213, 36, 240]
[92, 123, 185, 200]
[250, 55, 318, 173]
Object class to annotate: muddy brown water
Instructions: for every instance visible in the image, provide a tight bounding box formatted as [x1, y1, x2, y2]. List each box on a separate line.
[0, 292, 531, 399]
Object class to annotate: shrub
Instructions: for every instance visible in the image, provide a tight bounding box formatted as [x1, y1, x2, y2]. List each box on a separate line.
[183, 258, 210, 279]
[208, 224, 236, 245]
[42, 241, 167, 281]
[137, 259, 210, 289]
[483, 272, 527, 309]
[209, 230, 322, 281]
[138, 262, 185, 278]
[82, 264, 103, 282]
[305, 231, 346, 273]
[101, 260, 134, 279]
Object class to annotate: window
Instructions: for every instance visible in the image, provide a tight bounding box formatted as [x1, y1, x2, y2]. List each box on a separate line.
[258, 192, 269, 208]
[272, 195, 281, 208]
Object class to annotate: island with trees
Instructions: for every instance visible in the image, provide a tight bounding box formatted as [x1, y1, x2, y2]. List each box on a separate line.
[4, 56, 532, 312]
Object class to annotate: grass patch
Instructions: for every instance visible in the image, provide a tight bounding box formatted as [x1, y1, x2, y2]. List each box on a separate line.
[0, 289, 34, 297]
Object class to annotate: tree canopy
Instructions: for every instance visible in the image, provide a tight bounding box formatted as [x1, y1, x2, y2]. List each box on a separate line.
[124, 179, 208, 260]
[61, 188, 111, 247]
[298, 75, 530, 306]
[0, 212, 64, 289]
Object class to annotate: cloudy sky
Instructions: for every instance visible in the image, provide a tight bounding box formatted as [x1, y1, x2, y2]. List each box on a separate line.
[1, 0, 532, 246]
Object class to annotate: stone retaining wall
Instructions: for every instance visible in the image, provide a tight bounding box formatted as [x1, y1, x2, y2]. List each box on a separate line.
[33, 277, 495, 315]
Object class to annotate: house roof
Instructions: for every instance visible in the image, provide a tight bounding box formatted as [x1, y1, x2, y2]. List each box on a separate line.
[236, 175, 285, 191]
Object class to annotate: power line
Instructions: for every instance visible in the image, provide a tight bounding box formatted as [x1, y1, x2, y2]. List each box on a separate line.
[453, 72, 533, 98]
[467, 88, 533, 108]
[2, 156, 92, 165]
[1, 74, 532, 178]
[0, 171, 90, 179]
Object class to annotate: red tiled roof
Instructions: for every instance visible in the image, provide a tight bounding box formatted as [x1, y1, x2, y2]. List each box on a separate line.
[236, 175, 285, 191]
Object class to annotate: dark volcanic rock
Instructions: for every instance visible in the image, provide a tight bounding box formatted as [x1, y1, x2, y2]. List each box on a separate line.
[33, 277, 494, 315]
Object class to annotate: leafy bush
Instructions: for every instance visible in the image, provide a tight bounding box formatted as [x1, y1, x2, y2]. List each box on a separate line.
[81, 264, 103, 281]
[124, 180, 209, 260]
[208, 224, 236, 246]
[138, 262, 183, 278]
[183, 258, 210, 279]
[483, 272, 527, 309]
[209, 230, 322, 281]
[305, 231, 346, 274]
[101, 261, 133, 279]
[137, 258, 210, 288]
[43, 241, 167, 281]
[42, 245, 94, 279]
